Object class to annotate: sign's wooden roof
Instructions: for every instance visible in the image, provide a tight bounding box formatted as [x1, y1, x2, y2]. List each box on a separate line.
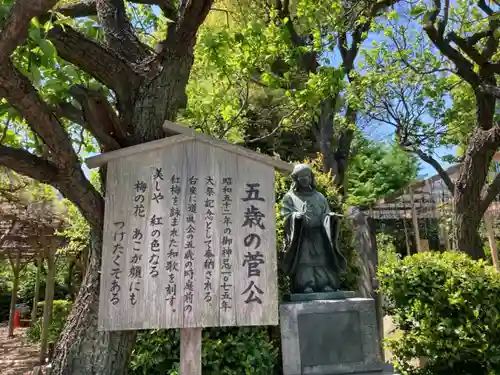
[86, 121, 294, 173]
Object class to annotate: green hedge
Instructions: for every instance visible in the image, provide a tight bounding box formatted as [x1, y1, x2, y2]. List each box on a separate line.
[130, 327, 278, 375]
[379, 251, 500, 375]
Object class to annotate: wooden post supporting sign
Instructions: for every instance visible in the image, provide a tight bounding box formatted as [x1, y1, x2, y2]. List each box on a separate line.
[181, 328, 202, 375]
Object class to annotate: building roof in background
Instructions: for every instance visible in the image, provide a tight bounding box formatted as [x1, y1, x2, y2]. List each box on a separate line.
[368, 152, 500, 219]
[0, 168, 67, 260]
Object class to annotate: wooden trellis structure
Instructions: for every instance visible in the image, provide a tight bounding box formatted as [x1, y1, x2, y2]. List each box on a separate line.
[366, 157, 500, 269]
[0, 171, 67, 364]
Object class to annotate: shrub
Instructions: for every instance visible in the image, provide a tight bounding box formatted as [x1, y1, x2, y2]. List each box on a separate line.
[26, 300, 72, 344]
[379, 251, 500, 375]
[129, 327, 278, 375]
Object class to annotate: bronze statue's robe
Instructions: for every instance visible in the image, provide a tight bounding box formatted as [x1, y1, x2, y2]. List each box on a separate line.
[281, 189, 347, 293]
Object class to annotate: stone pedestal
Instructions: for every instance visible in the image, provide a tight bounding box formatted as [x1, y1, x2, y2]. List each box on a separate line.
[280, 298, 383, 375]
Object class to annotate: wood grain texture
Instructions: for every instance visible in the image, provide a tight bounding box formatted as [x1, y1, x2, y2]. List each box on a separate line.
[180, 328, 202, 375]
[85, 134, 194, 168]
[98, 140, 278, 331]
[235, 160, 278, 326]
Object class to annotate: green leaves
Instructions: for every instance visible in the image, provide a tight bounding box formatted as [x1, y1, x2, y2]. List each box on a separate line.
[346, 139, 418, 206]
[183, 0, 391, 143]
[353, 24, 460, 154]
[129, 327, 278, 375]
[409, 4, 427, 18]
[379, 252, 500, 375]
[38, 39, 57, 65]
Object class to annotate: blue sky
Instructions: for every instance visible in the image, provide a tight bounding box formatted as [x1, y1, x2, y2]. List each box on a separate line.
[345, 9, 456, 179]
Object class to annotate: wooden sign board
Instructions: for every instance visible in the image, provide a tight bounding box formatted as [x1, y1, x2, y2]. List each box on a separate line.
[97, 139, 279, 330]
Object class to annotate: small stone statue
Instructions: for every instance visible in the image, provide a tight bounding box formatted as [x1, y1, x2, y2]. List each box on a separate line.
[281, 164, 347, 294]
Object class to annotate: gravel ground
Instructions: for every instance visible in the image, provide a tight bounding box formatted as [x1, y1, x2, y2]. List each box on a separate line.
[0, 325, 41, 375]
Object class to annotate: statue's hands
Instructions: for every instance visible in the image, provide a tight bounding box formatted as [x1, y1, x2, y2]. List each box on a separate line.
[328, 212, 343, 218]
[294, 212, 304, 219]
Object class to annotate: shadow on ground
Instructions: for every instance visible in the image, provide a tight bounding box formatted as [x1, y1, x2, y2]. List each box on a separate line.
[0, 325, 40, 375]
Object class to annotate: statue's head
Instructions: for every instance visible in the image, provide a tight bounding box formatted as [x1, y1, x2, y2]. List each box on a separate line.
[290, 164, 316, 191]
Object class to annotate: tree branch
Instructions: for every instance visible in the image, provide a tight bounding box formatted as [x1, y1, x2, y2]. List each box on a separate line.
[0, 146, 61, 186]
[96, 0, 152, 63]
[53, 102, 86, 126]
[0, 61, 78, 168]
[480, 124, 500, 148]
[340, 0, 400, 73]
[448, 32, 487, 66]
[275, 0, 305, 47]
[481, 1, 500, 60]
[47, 24, 140, 102]
[160, 0, 213, 58]
[69, 85, 125, 151]
[423, 0, 481, 87]
[54, 0, 96, 17]
[478, 83, 500, 98]
[0, 0, 58, 62]
[409, 148, 455, 193]
[481, 172, 500, 211]
[478, 0, 494, 16]
[54, 0, 175, 18]
[466, 30, 490, 45]
[53, 98, 122, 151]
[0, 143, 104, 229]
[438, 0, 450, 35]
[0, 0, 110, 232]
[472, 126, 500, 212]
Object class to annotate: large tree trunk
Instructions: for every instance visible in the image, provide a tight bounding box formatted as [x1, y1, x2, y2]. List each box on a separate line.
[452, 128, 495, 260]
[316, 99, 355, 197]
[454, 210, 484, 259]
[50, 227, 137, 374]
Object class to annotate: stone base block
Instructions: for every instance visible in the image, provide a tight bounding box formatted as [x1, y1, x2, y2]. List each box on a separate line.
[280, 298, 383, 375]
